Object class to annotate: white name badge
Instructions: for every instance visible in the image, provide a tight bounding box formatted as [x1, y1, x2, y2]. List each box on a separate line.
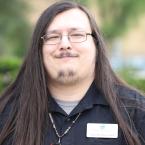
[87, 123, 118, 138]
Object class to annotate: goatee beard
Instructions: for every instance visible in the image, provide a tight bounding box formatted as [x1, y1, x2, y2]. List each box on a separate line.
[56, 70, 78, 85]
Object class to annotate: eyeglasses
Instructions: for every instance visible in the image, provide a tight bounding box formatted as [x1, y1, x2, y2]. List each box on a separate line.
[41, 31, 92, 45]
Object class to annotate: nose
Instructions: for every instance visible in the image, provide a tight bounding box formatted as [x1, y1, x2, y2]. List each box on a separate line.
[59, 35, 72, 50]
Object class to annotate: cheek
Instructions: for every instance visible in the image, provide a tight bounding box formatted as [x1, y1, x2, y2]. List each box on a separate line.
[42, 46, 53, 68]
[42, 46, 55, 60]
[42, 45, 54, 54]
[83, 43, 96, 62]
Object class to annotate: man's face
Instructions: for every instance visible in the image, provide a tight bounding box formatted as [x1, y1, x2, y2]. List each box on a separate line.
[42, 8, 97, 85]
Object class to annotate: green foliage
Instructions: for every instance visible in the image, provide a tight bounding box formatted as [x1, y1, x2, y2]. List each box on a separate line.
[0, 0, 31, 57]
[78, 0, 145, 40]
[0, 57, 21, 94]
[97, 0, 145, 40]
[74, 0, 89, 6]
[117, 67, 145, 93]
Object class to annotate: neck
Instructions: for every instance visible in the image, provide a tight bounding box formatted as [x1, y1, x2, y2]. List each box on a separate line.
[48, 78, 94, 101]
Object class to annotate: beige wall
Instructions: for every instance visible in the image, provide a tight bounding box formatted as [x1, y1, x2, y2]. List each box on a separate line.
[122, 15, 145, 58]
[26, 0, 56, 24]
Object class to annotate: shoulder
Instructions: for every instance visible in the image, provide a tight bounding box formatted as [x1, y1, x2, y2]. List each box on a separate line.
[117, 85, 145, 142]
[117, 86, 145, 142]
[117, 85, 145, 111]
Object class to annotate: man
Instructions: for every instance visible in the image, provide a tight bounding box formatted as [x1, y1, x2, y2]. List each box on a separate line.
[0, 1, 145, 145]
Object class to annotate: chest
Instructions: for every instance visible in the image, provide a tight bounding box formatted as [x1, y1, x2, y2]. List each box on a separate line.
[44, 106, 127, 145]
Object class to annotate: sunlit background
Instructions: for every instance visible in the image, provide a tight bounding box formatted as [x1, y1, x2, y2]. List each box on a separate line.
[0, 0, 145, 94]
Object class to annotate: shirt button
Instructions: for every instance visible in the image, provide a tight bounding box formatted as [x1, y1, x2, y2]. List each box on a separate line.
[66, 118, 70, 122]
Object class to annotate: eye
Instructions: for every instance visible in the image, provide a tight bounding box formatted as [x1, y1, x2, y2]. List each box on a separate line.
[44, 34, 60, 41]
[70, 32, 85, 37]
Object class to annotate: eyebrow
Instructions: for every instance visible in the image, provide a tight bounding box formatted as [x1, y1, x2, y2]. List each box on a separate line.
[46, 27, 85, 34]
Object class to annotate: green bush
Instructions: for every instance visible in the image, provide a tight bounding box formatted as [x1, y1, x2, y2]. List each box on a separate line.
[117, 67, 145, 93]
[0, 57, 21, 94]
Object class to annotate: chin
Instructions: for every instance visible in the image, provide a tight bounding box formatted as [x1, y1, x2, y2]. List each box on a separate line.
[56, 70, 79, 85]
[57, 77, 79, 85]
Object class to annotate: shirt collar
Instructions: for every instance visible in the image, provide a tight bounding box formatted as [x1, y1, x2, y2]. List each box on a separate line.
[48, 81, 109, 116]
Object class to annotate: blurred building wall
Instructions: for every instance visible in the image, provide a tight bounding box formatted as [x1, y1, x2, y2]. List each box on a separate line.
[26, 0, 56, 25]
[122, 15, 145, 58]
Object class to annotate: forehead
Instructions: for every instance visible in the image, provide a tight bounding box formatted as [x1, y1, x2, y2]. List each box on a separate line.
[47, 8, 91, 32]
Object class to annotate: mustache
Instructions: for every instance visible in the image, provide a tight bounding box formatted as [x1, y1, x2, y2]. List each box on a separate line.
[55, 52, 79, 58]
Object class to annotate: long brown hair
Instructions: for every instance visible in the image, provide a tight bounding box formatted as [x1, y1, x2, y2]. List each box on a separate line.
[0, 1, 142, 145]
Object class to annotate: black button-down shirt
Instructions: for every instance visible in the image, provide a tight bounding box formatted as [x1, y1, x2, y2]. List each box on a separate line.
[44, 83, 145, 145]
[1, 83, 145, 145]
